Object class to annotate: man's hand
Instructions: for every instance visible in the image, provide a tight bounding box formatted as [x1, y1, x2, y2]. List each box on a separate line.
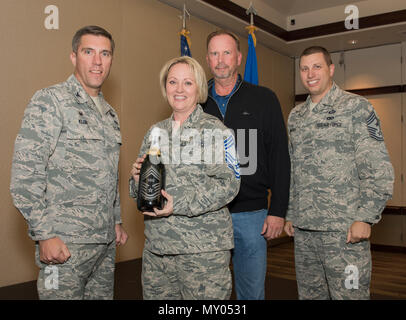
[115, 224, 129, 247]
[39, 237, 71, 265]
[346, 221, 371, 244]
[261, 216, 285, 240]
[284, 221, 295, 237]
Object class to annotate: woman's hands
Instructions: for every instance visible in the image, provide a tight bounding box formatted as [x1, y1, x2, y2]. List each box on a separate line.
[131, 156, 173, 218]
[142, 190, 174, 218]
[130, 154, 146, 183]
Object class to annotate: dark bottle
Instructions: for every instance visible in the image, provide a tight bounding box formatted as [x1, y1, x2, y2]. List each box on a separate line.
[137, 128, 165, 212]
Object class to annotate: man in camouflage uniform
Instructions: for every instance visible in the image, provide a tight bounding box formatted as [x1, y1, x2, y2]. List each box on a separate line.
[10, 26, 128, 300]
[130, 56, 240, 299]
[284, 46, 394, 299]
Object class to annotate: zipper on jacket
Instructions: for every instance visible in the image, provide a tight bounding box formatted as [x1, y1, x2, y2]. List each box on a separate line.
[207, 78, 243, 123]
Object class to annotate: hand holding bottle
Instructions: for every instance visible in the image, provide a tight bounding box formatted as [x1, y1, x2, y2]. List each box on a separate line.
[131, 154, 146, 183]
[143, 190, 173, 218]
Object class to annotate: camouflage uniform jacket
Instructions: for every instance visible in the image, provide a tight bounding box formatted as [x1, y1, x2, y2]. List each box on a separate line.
[129, 105, 240, 255]
[286, 82, 394, 231]
[11, 75, 122, 243]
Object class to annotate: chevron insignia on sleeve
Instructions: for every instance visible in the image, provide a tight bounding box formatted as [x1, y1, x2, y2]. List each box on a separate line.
[224, 135, 240, 179]
[366, 110, 384, 141]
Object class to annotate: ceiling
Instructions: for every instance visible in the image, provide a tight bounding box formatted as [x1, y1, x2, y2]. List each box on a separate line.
[159, 0, 406, 57]
[260, 0, 360, 16]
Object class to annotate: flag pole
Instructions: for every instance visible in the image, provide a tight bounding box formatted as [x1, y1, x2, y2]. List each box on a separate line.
[179, 3, 192, 56]
[244, 2, 259, 84]
[245, 2, 258, 46]
[246, 2, 257, 26]
[181, 3, 190, 29]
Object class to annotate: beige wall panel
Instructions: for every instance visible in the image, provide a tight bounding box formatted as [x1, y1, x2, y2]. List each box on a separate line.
[403, 93, 406, 207]
[368, 94, 403, 206]
[294, 58, 304, 95]
[0, 0, 294, 287]
[263, 49, 294, 122]
[330, 52, 345, 89]
[344, 44, 402, 90]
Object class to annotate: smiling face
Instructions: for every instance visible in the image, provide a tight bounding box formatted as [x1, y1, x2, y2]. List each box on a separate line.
[299, 52, 335, 103]
[165, 62, 199, 122]
[206, 34, 242, 81]
[70, 34, 113, 97]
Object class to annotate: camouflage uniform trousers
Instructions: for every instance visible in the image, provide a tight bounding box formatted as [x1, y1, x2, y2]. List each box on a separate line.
[142, 249, 232, 300]
[294, 228, 371, 300]
[35, 240, 116, 300]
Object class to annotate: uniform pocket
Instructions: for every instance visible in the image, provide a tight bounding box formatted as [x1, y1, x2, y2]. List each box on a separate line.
[65, 120, 104, 169]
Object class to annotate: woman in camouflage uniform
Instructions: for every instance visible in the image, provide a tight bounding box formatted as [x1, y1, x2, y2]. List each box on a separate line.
[130, 56, 240, 299]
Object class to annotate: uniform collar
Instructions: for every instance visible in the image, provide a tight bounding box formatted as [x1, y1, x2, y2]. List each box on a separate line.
[208, 74, 242, 97]
[299, 81, 340, 116]
[314, 82, 341, 112]
[66, 74, 113, 116]
[66, 74, 89, 104]
[170, 104, 203, 130]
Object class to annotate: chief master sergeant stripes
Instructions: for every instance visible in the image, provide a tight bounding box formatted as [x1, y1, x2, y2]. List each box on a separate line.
[284, 46, 394, 300]
[10, 25, 128, 300]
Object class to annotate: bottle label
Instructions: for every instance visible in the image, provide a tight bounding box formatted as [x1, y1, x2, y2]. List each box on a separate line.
[139, 166, 162, 201]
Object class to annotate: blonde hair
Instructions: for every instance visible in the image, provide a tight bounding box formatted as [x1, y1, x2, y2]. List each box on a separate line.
[159, 56, 208, 104]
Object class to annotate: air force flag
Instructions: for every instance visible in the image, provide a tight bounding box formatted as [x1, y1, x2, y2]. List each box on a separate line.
[244, 33, 258, 85]
[180, 33, 191, 57]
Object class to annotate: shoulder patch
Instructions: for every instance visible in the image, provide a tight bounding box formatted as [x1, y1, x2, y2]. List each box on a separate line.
[366, 110, 384, 141]
[224, 134, 240, 179]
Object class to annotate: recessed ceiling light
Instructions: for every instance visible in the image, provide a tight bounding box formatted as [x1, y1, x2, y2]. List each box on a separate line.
[348, 40, 358, 45]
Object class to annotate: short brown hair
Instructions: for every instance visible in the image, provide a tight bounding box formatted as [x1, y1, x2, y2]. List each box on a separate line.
[159, 56, 208, 104]
[72, 25, 115, 54]
[206, 29, 240, 52]
[300, 46, 332, 66]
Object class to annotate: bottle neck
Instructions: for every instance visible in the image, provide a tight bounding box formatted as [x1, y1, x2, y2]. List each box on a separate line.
[149, 128, 161, 156]
[148, 147, 160, 156]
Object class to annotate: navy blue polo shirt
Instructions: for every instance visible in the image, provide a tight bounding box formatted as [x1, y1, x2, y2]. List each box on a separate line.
[211, 77, 241, 118]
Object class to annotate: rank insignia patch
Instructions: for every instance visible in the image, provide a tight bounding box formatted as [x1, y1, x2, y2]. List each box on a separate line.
[366, 111, 384, 141]
[224, 134, 240, 179]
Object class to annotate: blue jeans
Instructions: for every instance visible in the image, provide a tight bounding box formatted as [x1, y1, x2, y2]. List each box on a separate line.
[231, 209, 268, 300]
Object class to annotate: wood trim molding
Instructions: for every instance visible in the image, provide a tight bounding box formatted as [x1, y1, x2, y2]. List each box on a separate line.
[383, 206, 406, 216]
[371, 244, 406, 253]
[287, 10, 406, 41]
[201, 0, 289, 40]
[347, 85, 404, 97]
[201, 0, 406, 42]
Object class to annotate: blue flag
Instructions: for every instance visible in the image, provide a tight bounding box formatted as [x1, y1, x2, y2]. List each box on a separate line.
[244, 33, 258, 85]
[180, 34, 191, 57]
